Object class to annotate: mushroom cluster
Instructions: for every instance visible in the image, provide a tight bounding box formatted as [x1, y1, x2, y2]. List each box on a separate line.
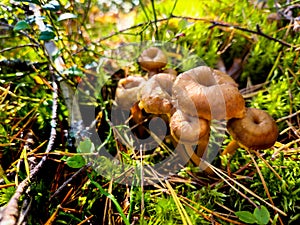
[114, 46, 279, 168]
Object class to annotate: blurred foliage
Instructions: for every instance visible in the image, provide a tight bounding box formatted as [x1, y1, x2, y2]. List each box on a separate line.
[0, 0, 300, 224]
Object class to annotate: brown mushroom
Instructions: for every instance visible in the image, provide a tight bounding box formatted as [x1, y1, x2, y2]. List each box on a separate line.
[115, 76, 146, 109]
[170, 109, 210, 145]
[223, 108, 279, 155]
[172, 66, 245, 120]
[138, 73, 176, 115]
[169, 108, 214, 174]
[138, 47, 167, 76]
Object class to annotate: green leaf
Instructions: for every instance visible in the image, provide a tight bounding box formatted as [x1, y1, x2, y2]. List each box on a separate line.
[57, 13, 77, 22]
[254, 206, 270, 225]
[271, 214, 279, 225]
[88, 176, 131, 225]
[42, 0, 60, 11]
[77, 138, 95, 153]
[39, 30, 55, 41]
[14, 20, 30, 31]
[235, 211, 258, 224]
[66, 155, 86, 168]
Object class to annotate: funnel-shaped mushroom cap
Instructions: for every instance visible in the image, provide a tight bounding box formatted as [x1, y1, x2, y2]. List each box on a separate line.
[170, 109, 210, 145]
[172, 66, 245, 120]
[227, 108, 279, 150]
[138, 47, 167, 72]
[115, 76, 146, 109]
[138, 73, 176, 115]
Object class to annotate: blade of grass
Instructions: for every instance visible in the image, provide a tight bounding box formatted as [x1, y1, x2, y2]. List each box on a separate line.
[246, 149, 284, 225]
[89, 176, 130, 225]
[165, 179, 193, 225]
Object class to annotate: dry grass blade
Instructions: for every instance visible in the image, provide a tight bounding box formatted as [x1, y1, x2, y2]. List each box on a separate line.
[246, 149, 284, 225]
[272, 138, 300, 158]
[165, 179, 193, 225]
[180, 196, 245, 225]
[253, 151, 283, 181]
[202, 160, 287, 216]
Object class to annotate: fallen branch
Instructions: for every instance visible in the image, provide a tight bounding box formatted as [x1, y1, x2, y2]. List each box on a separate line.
[0, 77, 58, 225]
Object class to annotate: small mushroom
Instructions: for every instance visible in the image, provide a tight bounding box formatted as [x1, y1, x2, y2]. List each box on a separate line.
[172, 66, 246, 120]
[169, 109, 212, 174]
[170, 109, 210, 145]
[138, 73, 176, 115]
[115, 76, 146, 109]
[138, 47, 168, 77]
[223, 108, 279, 155]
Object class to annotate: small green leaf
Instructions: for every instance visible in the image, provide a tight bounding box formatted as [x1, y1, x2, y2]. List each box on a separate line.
[39, 30, 55, 41]
[42, 0, 60, 11]
[66, 155, 86, 168]
[254, 206, 270, 225]
[57, 13, 77, 22]
[235, 211, 258, 224]
[271, 214, 279, 225]
[77, 138, 95, 153]
[14, 20, 30, 31]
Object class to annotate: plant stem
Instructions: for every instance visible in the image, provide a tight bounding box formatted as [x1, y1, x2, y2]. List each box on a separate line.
[150, 0, 159, 40]
[222, 139, 240, 156]
[89, 178, 130, 225]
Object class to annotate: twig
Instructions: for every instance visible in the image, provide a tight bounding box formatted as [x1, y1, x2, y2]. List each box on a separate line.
[208, 21, 293, 48]
[0, 22, 40, 48]
[276, 109, 300, 123]
[93, 15, 295, 49]
[0, 44, 39, 54]
[50, 162, 92, 199]
[0, 77, 58, 225]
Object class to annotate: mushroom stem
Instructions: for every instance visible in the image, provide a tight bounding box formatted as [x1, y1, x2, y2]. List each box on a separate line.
[221, 139, 240, 156]
[183, 144, 214, 175]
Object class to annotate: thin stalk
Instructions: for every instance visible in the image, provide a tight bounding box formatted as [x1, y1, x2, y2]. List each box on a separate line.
[150, 0, 159, 40]
[89, 177, 130, 225]
[165, 180, 193, 225]
[139, 145, 144, 212]
[253, 151, 283, 181]
[139, 0, 150, 21]
[246, 150, 284, 225]
[127, 179, 136, 222]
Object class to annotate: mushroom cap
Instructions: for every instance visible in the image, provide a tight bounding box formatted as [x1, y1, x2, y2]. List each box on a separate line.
[170, 109, 210, 145]
[115, 76, 147, 109]
[172, 66, 246, 120]
[213, 69, 238, 87]
[227, 108, 279, 150]
[138, 73, 176, 115]
[162, 68, 178, 76]
[138, 47, 168, 72]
